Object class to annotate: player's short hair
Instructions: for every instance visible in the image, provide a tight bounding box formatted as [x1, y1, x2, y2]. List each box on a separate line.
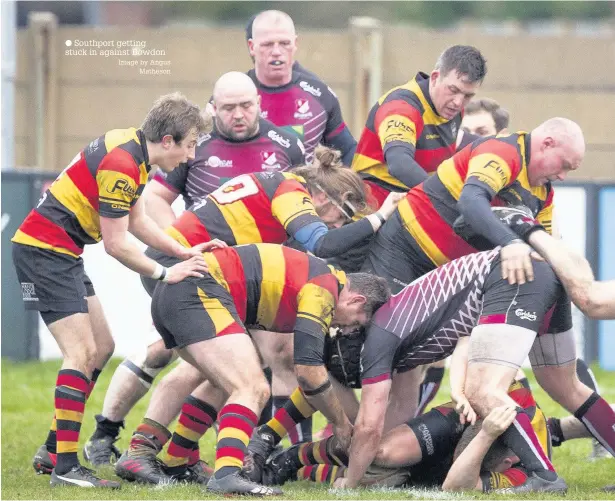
[291, 145, 371, 217]
[141, 92, 208, 144]
[346, 273, 391, 319]
[453, 421, 514, 471]
[435, 45, 487, 84]
[465, 98, 510, 133]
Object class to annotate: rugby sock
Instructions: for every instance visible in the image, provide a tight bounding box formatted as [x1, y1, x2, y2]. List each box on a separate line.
[416, 366, 445, 416]
[163, 396, 217, 471]
[258, 367, 274, 426]
[91, 414, 124, 440]
[44, 417, 58, 456]
[547, 417, 565, 447]
[500, 408, 557, 481]
[273, 395, 313, 444]
[128, 418, 171, 456]
[574, 392, 615, 457]
[297, 464, 345, 484]
[517, 377, 531, 390]
[261, 388, 315, 445]
[296, 437, 348, 467]
[54, 369, 90, 475]
[575, 359, 599, 392]
[213, 403, 257, 479]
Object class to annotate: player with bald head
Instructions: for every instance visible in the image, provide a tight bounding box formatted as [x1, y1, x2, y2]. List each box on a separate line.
[245, 10, 356, 165]
[81, 71, 306, 469]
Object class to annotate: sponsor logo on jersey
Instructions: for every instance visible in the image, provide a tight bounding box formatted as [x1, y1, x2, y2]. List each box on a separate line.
[260, 110, 269, 120]
[268, 130, 291, 149]
[261, 151, 281, 170]
[299, 81, 322, 97]
[87, 138, 100, 154]
[450, 120, 458, 138]
[106, 178, 136, 197]
[294, 98, 313, 119]
[21, 282, 38, 302]
[205, 156, 233, 168]
[515, 308, 537, 322]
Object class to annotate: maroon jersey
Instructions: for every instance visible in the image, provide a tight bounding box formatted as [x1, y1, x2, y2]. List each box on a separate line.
[249, 69, 348, 164]
[153, 118, 305, 208]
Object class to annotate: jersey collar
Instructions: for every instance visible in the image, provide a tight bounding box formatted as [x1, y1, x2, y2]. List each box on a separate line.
[135, 128, 151, 172]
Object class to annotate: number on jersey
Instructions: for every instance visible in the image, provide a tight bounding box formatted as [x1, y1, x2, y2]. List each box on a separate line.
[210, 174, 259, 204]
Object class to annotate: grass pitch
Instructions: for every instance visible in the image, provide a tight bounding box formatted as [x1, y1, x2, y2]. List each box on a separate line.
[2, 358, 614, 500]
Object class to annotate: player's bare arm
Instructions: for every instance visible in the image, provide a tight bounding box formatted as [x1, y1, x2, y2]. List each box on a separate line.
[143, 180, 180, 228]
[449, 336, 477, 425]
[442, 405, 517, 491]
[295, 365, 353, 451]
[342, 379, 391, 488]
[528, 230, 615, 319]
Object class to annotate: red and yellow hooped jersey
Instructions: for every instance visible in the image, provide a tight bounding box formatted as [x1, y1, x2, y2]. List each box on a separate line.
[166, 171, 322, 248]
[12, 128, 150, 257]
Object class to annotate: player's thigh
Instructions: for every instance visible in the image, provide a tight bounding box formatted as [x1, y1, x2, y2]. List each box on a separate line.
[86, 294, 115, 361]
[470, 259, 563, 370]
[251, 329, 293, 372]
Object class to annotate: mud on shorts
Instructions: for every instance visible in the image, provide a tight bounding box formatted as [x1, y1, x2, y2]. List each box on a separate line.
[151, 273, 247, 349]
[12, 243, 95, 325]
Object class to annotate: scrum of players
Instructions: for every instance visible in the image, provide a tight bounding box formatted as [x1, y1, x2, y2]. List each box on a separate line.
[12, 8, 614, 495]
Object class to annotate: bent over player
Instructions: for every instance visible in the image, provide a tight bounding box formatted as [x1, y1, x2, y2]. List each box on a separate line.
[119, 243, 389, 495]
[13, 93, 212, 488]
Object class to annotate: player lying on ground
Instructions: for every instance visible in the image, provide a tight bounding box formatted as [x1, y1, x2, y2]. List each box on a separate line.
[114, 243, 390, 495]
[246, 235, 615, 493]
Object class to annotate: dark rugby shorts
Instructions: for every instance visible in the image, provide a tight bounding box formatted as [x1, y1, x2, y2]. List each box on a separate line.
[151, 274, 247, 349]
[405, 403, 463, 486]
[478, 258, 568, 333]
[12, 243, 95, 315]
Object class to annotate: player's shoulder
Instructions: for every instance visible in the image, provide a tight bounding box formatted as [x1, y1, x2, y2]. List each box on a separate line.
[292, 69, 340, 103]
[380, 81, 423, 110]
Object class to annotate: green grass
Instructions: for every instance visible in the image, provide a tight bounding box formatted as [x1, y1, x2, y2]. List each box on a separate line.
[2, 358, 614, 500]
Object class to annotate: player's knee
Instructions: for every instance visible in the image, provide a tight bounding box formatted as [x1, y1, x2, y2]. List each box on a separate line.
[96, 336, 115, 366]
[252, 378, 271, 410]
[374, 442, 392, 464]
[145, 341, 174, 369]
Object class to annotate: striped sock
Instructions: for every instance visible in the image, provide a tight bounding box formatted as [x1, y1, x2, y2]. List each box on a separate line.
[128, 418, 171, 456]
[261, 388, 315, 445]
[44, 416, 57, 455]
[297, 437, 347, 467]
[272, 396, 312, 444]
[54, 369, 90, 474]
[297, 464, 345, 484]
[214, 404, 257, 479]
[574, 392, 615, 457]
[162, 396, 217, 471]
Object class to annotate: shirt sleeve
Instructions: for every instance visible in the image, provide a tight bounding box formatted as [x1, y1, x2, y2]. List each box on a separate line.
[465, 140, 521, 196]
[481, 467, 529, 492]
[293, 274, 340, 366]
[271, 179, 322, 234]
[360, 323, 400, 385]
[96, 149, 142, 218]
[536, 186, 554, 235]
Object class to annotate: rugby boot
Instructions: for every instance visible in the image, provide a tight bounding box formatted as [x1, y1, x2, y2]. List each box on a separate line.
[115, 451, 174, 485]
[207, 471, 283, 496]
[32, 444, 56, 475]
[83, 435, 121, 467]
[50, 464, 121, 489]
[262, 446, 300, 486]
[244, 426, 277, 482]
[166, 459, 213, 485]
[499, 472, 567, 494]
[603, 485, 615, 492]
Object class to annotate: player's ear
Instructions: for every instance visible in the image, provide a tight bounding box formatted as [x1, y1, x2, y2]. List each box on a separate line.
[543, 136, 555, 149]
[430, 69, 440, 85]
[351, 294, 367, 307]
[161, 134, 174, 149]
[248, 38, 256, 57]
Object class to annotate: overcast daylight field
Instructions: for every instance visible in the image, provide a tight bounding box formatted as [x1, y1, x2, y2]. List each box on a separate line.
[2, 358, 614, 500]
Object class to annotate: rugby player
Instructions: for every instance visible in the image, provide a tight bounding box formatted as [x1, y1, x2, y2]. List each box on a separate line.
[362, 117, 585, 294]
[117, 243, 390, 495]
[247, 10, 356, 165]
[14, 93, 214, 488]
[352, 45, 487, 208]
[81, 71, 308, 466]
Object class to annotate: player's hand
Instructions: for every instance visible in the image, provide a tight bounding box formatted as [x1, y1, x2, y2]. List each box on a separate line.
[500, 241, 534, 285]
[177, 239, 227, 259]
[377, 192, 407, 220]
[165, 255, 208, 284]
[481, 405, 517, 439]
[333, 421, 353, 452]
[452, 394, 477, 426]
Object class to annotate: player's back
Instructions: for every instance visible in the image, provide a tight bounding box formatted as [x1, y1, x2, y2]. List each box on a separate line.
[166, 171, 320, 247]
[12, 128, 149, 256]
[203, 243, 345, 333]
